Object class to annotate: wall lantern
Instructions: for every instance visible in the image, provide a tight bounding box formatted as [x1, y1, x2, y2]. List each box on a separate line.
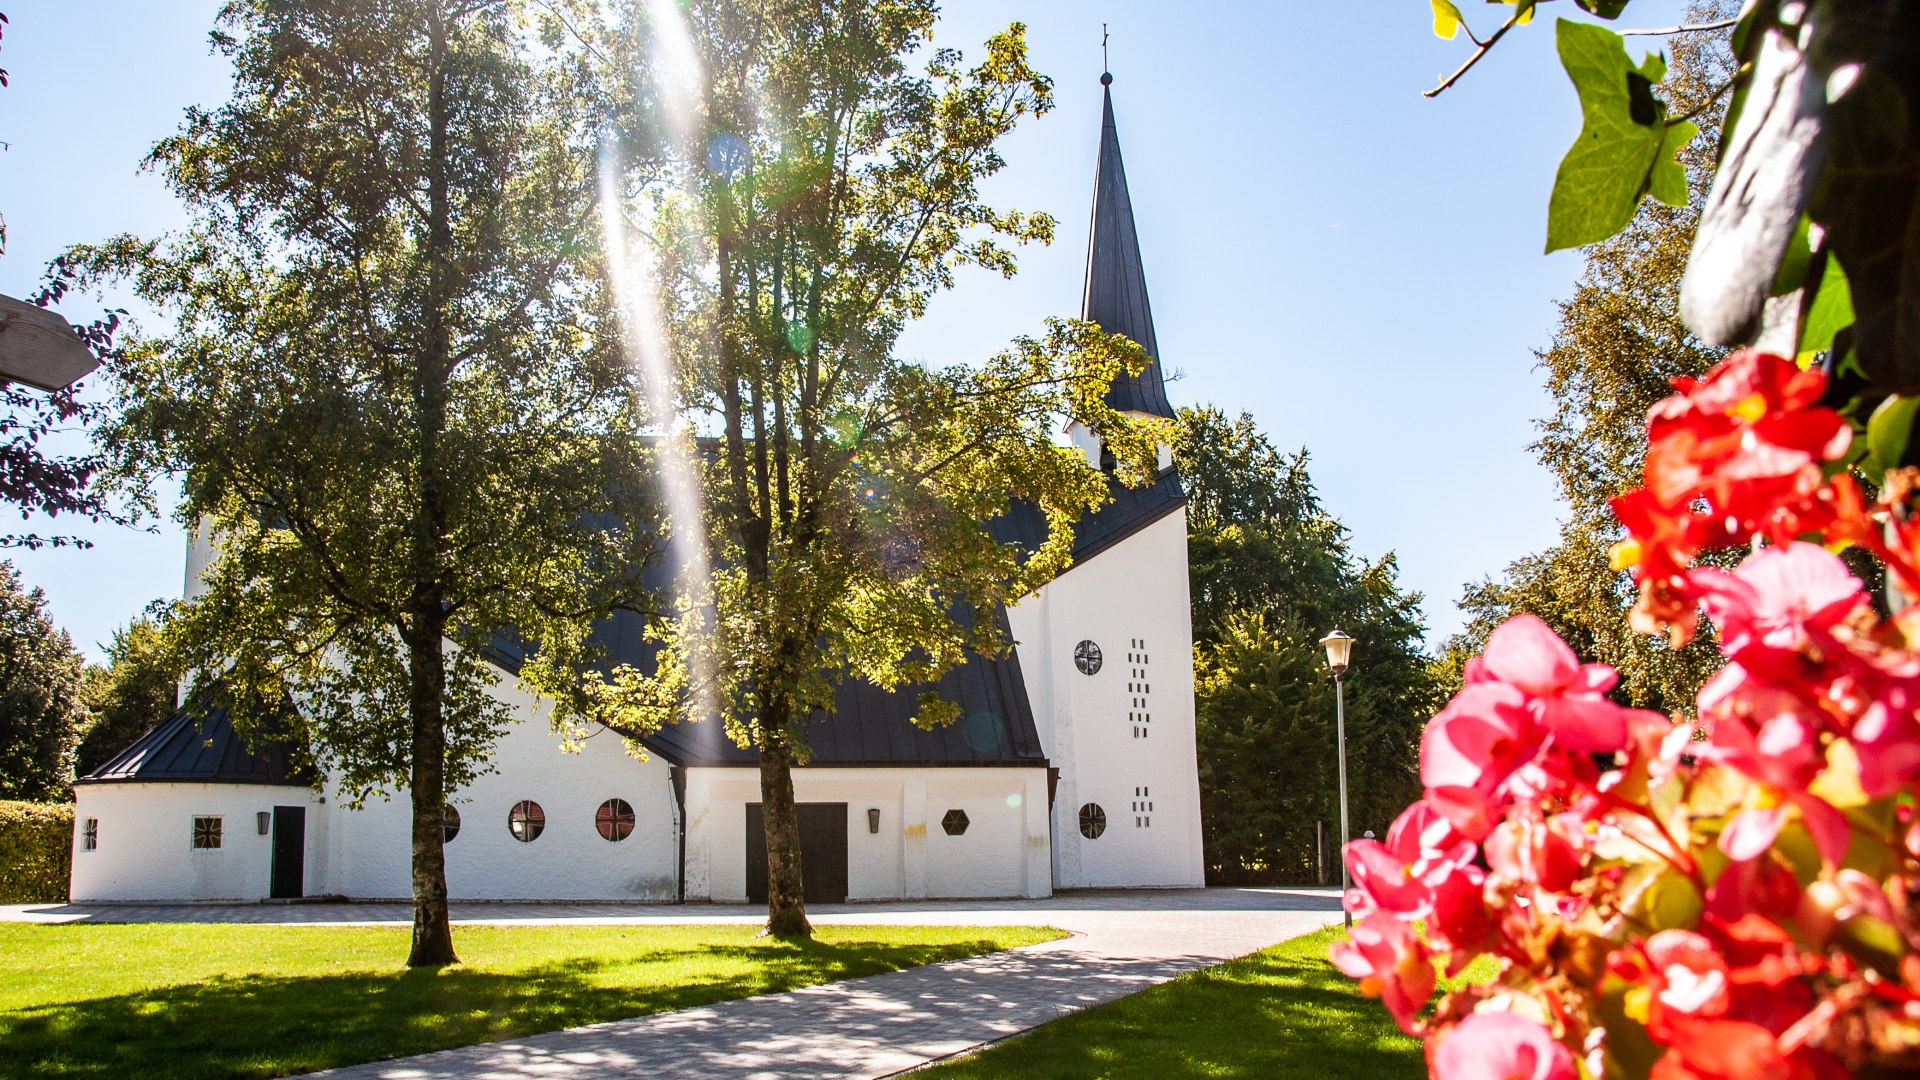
[257, 811, 272, 836]
[867, 808, 881, 834]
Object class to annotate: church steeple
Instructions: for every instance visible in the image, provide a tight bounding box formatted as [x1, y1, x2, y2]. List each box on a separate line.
[1082, 73, 1175, 419]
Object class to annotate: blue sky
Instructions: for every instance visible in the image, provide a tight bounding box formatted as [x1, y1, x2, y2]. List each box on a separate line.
[0, 0, 1691, 660]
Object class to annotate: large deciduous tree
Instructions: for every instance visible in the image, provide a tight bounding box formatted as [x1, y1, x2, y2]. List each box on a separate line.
[1440, 14, 1736, 713]
[74, 613, 179, 777]
[0, 561, 84, 800]
[81, 0, 650, 966]
[1177, 406, 1434, 883]
[582, 2, 1162, 936]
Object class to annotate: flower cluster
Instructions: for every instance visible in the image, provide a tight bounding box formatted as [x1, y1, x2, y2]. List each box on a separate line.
[1336, 351, 1920, 1078]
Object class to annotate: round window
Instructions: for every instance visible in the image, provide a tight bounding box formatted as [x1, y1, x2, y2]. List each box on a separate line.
[596, 798, 636, 842]
[442, 804, 462, 844]
[508, 800, 545, 843]
[1078, 802, 1107, 840]
[1074, 639, 1103, 676]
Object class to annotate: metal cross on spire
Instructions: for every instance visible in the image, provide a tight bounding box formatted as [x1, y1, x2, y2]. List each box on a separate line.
[1102, 24, 1109, 77]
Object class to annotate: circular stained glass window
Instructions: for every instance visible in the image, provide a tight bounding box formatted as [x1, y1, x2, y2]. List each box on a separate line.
[1074, 639, 1103, 676]
[596, 798, 636, 842]
[442, 804, 462, 844]
[1079, 803, 1107, 840]
[508, 800, 545, 843]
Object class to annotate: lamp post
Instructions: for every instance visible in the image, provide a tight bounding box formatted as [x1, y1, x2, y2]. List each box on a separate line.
[1320, 627, 1355, 928]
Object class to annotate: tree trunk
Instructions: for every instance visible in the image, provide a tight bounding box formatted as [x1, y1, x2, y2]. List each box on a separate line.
[405, 618, 457, 967]
[404, 1, 458, 969]
[757, 705, 811, 937]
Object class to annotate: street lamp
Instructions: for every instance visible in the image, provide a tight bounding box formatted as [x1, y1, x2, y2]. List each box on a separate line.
[1320, 627, 1355, 927]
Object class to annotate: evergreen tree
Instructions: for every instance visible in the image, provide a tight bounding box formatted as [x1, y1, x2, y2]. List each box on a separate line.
[0, 562, 84, 800]
[1178, 406, 1434, 883]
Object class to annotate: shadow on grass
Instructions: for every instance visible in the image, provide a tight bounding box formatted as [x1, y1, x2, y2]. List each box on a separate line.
[3, 936, 1013, 1080]
[923, 927, 1425, 1080]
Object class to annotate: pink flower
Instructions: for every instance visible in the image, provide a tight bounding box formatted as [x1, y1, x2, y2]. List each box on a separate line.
[1422, 682, 1544, 839]
[1329, 915, 1436, 1035]
[1701, 708, 1852, 867]
[1431, 1012, 1576, 1080]
[1484, 814, 1585, 894]
[1690, 543, 1865, 658]
[1474, 614, 1634, 752]
[1345, 801, 1475, 920]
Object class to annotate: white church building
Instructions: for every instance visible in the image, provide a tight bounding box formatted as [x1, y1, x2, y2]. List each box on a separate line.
[68, 78, 1206, 905]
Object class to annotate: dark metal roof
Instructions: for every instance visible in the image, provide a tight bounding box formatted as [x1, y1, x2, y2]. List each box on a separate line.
[991, 467, 1186, 567]
[1083, 81, 1175, 419]
[75, 705, 313, 787]
[480, 564, 1048, 770]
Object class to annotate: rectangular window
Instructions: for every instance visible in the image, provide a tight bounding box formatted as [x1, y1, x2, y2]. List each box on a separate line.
[192, 815, 222, 850]
[81, 818, 97, 851]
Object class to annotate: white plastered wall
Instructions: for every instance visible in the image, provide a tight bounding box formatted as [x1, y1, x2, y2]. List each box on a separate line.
[70, 782, 324, 902]
[315, 677, 678, 901]
[1006, 505, 1206, 888]
[681, 766, 1051, 903]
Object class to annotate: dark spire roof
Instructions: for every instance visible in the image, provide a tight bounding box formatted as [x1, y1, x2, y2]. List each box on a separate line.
[76, 705, 313, 787]
[1082, 78, 1175, 419]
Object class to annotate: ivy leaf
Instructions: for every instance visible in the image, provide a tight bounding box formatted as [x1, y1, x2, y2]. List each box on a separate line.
[1431, 0, 1465, 40]
[1546, 20, 1678, 252]
[1798, 254, 1855, 364]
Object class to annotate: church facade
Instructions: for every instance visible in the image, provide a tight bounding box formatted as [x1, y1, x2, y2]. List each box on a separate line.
[68, 79, 1206, 904]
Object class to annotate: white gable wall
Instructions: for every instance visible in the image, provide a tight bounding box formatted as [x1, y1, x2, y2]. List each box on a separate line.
[1006, 506, 1206, 888]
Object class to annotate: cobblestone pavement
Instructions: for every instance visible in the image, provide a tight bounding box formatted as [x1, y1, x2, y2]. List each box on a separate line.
[5, 888, 1343, 1079]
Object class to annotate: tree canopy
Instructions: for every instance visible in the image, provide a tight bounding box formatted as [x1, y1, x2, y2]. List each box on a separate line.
[0, 561, 84, 801]
[74, 613, 178, 779]
[80, 0, 652, 965]
[1442, 14, 1735, 713]
[1178, 405, 1435, 884]
[576, 0, 1163, 935]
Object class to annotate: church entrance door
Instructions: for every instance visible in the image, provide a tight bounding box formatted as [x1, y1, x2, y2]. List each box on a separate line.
[745, 802, 848, 905]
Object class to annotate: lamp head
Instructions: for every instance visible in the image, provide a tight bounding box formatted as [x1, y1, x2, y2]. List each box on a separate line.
[1320, 627, 1355, 676]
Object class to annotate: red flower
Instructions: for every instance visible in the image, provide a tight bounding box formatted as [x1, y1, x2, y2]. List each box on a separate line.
[1643, 350, 1849, 512]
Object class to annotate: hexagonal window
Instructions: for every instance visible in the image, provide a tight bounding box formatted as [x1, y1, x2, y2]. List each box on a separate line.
[941, 808, 970, 836]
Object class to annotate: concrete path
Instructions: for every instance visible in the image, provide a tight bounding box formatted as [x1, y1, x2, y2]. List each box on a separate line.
[4, 888, 1344, 1079]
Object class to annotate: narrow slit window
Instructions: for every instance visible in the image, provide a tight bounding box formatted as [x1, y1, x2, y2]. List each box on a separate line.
[81, 818, 98, 851]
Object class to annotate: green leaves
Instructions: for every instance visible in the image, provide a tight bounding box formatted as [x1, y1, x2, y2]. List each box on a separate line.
[1867, 394, 1920, 474]
[1430, 0, 1464, 40]
[1546, 20, 1698, 253]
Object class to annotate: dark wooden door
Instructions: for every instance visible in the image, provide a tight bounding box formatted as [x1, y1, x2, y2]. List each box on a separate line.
[745, 802, 848, 905]
[270, 805, 305, 899]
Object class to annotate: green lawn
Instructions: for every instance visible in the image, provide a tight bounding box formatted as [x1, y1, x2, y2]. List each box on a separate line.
[0, 922, 1059, 1079]
[921, 924, 1495, 1080]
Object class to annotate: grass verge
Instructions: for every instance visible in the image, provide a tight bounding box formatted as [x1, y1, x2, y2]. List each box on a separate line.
[919, 924, 1493, 1080]
[0, 921, 1060, 1079]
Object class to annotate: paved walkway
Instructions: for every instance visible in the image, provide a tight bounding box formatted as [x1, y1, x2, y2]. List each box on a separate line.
[4, 888, 1343, 1078]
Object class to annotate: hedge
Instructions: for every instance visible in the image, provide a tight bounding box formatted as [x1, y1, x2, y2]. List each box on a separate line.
[0, 800, 72, 902]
